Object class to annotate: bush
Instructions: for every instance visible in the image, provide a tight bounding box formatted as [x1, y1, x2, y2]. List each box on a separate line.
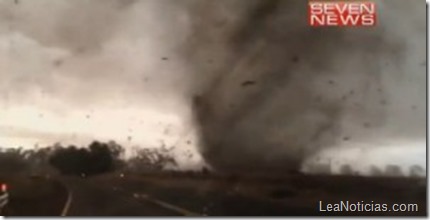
[49, 141, 124, 176]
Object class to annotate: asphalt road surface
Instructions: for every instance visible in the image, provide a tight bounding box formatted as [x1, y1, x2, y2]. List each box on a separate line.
[60, 176, 312, 216]
[64, 174, 426, 217]
[62, 177, 180, 216]
[4, 174, 426, 217]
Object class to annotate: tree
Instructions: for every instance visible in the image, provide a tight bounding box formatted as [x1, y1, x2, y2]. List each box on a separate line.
[87, 141, 114, 174]
[107, 141, 124, 159]
[384, 164, 403, 177]
[409, 165, 425, 177]
[339, 164, 354, 175]
[49, 141, 124, 176]
[369, 165, 383, 176]
[107, 141, 125, 169]
[0, 147, 29, 174]
[127, 147, 177, 173]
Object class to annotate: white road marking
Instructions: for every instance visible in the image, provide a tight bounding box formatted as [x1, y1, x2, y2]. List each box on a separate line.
[60, 190, 73, 216]
[135, 193, 200, 216]
[117, 186, 200, 216]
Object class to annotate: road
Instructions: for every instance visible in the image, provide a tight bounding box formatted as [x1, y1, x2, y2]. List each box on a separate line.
[63, 173, 427, 216]
[62, 176, 295, 216]
[4, 173, 426, 216]
[62, 177, 179, 216]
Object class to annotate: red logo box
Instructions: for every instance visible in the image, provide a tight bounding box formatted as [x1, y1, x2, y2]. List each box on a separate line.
[308, 1, 377, 27]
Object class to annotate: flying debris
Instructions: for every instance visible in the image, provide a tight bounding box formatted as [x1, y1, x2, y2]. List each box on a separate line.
[241, 81, 256, 87]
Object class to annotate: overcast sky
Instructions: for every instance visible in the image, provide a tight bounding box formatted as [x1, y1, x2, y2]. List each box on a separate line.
[0, 0, 204, 168]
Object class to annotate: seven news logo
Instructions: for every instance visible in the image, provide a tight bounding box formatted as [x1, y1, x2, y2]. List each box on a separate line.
[308, 1, 377, 27]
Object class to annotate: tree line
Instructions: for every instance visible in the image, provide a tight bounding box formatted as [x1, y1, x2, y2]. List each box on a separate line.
[0, 141, 424, 177]
[0, 141, 178, 176]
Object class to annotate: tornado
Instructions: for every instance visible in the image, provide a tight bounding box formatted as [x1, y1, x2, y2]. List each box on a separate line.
[183, 0, 425, 174]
